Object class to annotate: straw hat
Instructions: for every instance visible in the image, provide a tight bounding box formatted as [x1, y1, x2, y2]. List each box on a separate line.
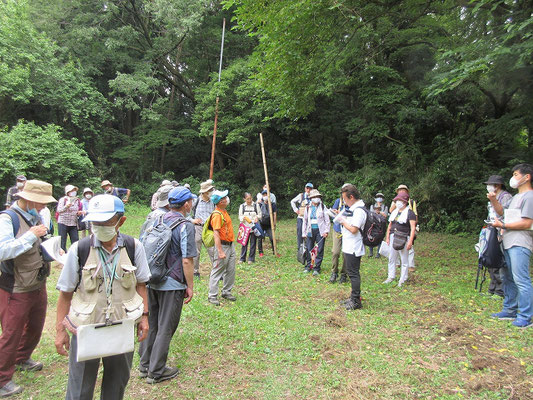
[101, 180, 112, 188]
[396, 184, 409, 193]
[17, 180, 57, 204]
[199, 179, 215, 194]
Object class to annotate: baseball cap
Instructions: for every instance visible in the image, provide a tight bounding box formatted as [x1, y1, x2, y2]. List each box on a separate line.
[83, 194, 124, 222]
[211, 190, 229, 205]
[16, 175, 27, 181]
[168, 186, 197, 205]
[305, 183, 314, 188]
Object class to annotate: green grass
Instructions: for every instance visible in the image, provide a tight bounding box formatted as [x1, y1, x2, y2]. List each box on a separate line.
[9, 205, 533, 399]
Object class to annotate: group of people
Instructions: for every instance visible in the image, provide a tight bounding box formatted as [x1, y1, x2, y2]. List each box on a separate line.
[1, 163, 532, 398]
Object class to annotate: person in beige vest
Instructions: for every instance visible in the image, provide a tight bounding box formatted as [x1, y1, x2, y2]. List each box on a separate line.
[55, 194, 150, 400]
[0, 180, 56, 398]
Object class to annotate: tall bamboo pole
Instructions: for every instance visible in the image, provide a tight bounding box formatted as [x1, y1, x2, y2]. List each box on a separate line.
[259, 132, 278, 256]
[209, 18, 226, 179]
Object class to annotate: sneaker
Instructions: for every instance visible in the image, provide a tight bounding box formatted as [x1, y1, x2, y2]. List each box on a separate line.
[146, 366, 180, 384]
[375, 254, 381, 259]
[303, 268, 310, 273]
[491, 311, 517, 320]
[16, 358, 43, 372]
[382, 278, 394, 284]
[398, 280, 405, 288]
[512, 319, 532, 328]
[221, 293, 236, 301]
[208, 298, 221, 306]
[329, 272, 338, 283]
[138, 368, 148, 378]
[339, 274, 347, 284]
[345, 299, 363, 311]
[0, 381, 23, 397]
[312, 270, 320, 276]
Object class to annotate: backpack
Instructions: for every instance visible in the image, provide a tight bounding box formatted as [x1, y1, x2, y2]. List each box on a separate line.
[202, 210, 225, 247]
[479, 226, 505, 270]
[259, 202, 271, 225]
[140, 214, 188, 284]
[76, 233, 136, 290]
[357, 206, 387, 246]
[0, 209, 20, 236]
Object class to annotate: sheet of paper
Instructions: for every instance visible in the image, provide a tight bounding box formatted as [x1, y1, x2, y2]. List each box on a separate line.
[504, 208, 533, 230]
[40, 236, 67, 265]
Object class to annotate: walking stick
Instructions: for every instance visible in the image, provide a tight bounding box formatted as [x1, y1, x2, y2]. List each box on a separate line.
[259, 132, 278, 256]
[209, 18, 226, 180]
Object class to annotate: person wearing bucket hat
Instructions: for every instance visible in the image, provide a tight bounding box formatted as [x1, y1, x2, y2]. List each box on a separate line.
[150, 180, 172, 210]
[55, 194, 150, 397]
[207, 190, 237, 306]
[257, 189, 278, 257]
[368, 192, 388, 258]
[5, 175, 27, 209]
[101, 180, 130, 203]
[57, 185, 82, 252]
[190, 179, 216, 278]
[302, 189, 330, 276]
[290, 183, 313, 255]
[138, 186, 197, 384]
[139, 185, 174, 241]
[389, 184, 418, 272]
[383, 191, 417, 287]
[329, 184, 350, 284]
[484, 175, 512, 297]
[79, 188, 94, 238]
[0, 180, 56, 397]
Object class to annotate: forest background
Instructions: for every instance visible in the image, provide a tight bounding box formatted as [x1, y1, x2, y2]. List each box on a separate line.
[0, 0, 532, 233]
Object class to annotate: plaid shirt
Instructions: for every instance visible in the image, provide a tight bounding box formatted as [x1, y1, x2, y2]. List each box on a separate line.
[57, 196, 81, 226]
[194, 198, 215, 224]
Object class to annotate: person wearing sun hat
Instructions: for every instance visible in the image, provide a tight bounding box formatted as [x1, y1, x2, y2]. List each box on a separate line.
[4, 175, 27, 209]
[0, 180, 56, 398]
[55, 194, 150, 398]
[79, 188, 94, 238]
[302, 189, 330, 276]
[389, 184, 418, 272]
[150, 180, 172, 210]
[207, 190, 236, 306]
[101, 180, 130, 203]
[368, 192, 388, 258]
[190, 179, 216, 278]
[290, 183, 314, 255]
[57, 184, 82, 251]
[139, 185, 174, 241]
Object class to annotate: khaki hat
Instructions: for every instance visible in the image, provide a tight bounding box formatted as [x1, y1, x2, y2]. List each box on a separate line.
[156, 185, 173, 208]
[160, 179, 171, 187]
[17, 180, 56, 204]
[101, 180, 112, 188]
[64, 184, 78, 195]
[199, 179, 215, 194]
[309, 189, 322, 198]
[396, 184, 409, 193]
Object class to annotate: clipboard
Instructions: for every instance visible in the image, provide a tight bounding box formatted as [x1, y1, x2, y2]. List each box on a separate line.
[76, 318, 135, 362]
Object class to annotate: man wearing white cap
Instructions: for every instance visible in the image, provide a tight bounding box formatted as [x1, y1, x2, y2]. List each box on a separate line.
[55, 194, 150, 400]
[0, 180, 56, 397]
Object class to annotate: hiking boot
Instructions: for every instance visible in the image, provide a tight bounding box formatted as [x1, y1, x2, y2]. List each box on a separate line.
[0, 381, 22, 397]
[339, 274, 347, 284]
[491, 311, 516, 320]
[208, 298, 221, 306]
[345, 299, 362, 311]
[329, 272, 338, 283]
[146, 366, 180, 384]
[382, 278, 394, 284]
[138, 368, 148, 378]
[511, 319, 532, 328]
[221, 293, 236, 301]
[16, 358, 43, 372]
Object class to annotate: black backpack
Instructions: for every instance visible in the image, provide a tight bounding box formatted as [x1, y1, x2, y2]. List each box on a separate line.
[357, 207, 387, 246]
[260, 202, 271, 225]
[479, 226, 505, 269]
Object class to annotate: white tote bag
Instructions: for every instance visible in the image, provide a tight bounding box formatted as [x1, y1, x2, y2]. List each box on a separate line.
[76, 318, 135, 362]
[378, 241, 391, 258]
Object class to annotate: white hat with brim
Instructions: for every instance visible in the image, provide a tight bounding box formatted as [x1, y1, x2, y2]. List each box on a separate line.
[156, 185, 173, 208]
[83, 187, 93, 195]
[17, 180, 57, 204]
[82, 194, 124, 223]
[309, 189, 322, 198]
[199, 179, 215, 194]
[64, 184, 78, 195]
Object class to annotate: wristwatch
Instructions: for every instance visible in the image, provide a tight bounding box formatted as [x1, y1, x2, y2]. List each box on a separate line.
[502, 222, 506, 230]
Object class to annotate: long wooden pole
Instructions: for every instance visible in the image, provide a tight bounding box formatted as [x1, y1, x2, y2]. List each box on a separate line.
[259, 132, 278, 256]
[209, 18, 226, 180]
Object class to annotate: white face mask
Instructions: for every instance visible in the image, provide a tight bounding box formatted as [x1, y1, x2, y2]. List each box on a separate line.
[16, 182, 24, 189]
[225, 197, 230, 206]
[486, 185, 496, 193]
[106, 187, 113, 194]
[375, 197, 383, 203]
[311, 198, 320, 205]
[85, 194, 93, 199]
[395, 200, 405, 210]
[91, 223, 118, 242]
[69, 191, 77, 197]
[509, 176, 526, 189]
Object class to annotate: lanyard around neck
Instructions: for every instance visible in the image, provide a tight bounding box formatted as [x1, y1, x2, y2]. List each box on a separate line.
[96, 247, 120, 298]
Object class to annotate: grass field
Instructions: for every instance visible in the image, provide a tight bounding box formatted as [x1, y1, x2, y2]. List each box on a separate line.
[8, 204, 533, 399]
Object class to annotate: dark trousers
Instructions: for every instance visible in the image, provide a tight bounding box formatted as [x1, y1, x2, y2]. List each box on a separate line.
[240, 234, 257, 262]
[58, 223, 79, 252]
[296, 218, 303, 250]
[258, 225, 275, 254]
[66, 334, 133, 400]
[0, 288, 47, 386]
[139, 289, 184, 378]
[488, 268, 504, 296]
[306, 228, 325, 272]
[344, 252, 362, 301]
[368, 243, 382, 257]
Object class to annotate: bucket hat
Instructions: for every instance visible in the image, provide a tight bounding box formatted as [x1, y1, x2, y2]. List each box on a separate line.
[17, 180, 56, 204]
[199, 179, 215, 194]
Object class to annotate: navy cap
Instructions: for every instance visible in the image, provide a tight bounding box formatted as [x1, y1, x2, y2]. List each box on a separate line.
[168, 186, 197, 205]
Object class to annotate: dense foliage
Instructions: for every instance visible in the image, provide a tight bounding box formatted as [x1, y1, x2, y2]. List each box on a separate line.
[0, 0, 531, 232]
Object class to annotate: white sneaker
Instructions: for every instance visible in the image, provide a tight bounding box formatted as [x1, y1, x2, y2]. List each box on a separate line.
[382, 278, 394, 284]
[398, 280, 405, 287]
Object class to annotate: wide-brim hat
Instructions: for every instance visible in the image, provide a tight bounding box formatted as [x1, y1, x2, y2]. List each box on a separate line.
[101, 180, 112, 188]
[393, 192, 410, 203]
[309, 189, 322, 198]
[83, 194, 124, 222]
[17, 180, 57, 204]
[156, 185, 174, 208]
[64, 184, 78, 195]
[16, 175, 27, 182]
[160, 179, 171, 187]
[484, 175, 505, 186]
[396, 184, 409, 193]
[375, 192, 385, 197]
[199, 179, 215, 194]
[211, 189, 229, 205]
[83, 187, 93, 195]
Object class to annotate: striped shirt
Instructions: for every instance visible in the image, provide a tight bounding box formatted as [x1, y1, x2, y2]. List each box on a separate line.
[194, 198, 215, 224]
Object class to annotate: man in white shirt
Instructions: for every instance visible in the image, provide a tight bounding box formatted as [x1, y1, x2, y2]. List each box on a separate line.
[338, 184, 367, 310]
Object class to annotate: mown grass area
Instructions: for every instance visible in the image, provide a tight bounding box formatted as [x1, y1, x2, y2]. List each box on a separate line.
[10, 204, 533, 399]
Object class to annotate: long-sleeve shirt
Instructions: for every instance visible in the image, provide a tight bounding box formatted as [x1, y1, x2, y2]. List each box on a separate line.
[57, 196, 81, 226]
[239, 202, 262, 227]
[0, 203, 39, 262]
[290, 193, 310, 219]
